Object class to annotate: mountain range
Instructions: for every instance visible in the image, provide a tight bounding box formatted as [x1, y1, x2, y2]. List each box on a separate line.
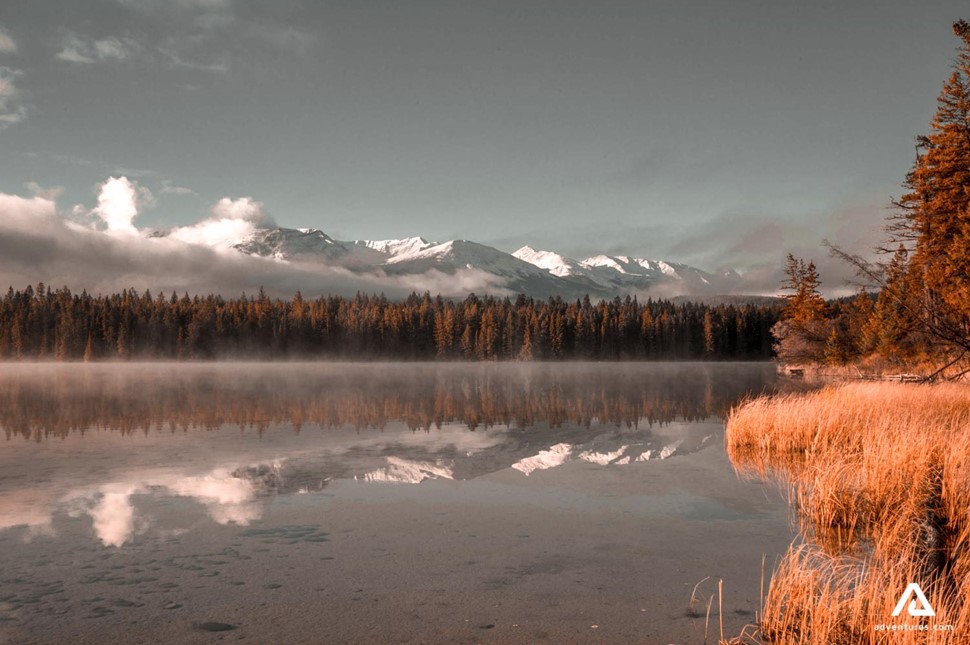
[198, 225, 744, 299]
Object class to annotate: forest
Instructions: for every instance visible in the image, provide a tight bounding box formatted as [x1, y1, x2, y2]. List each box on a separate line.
[0, 286, 779, 361]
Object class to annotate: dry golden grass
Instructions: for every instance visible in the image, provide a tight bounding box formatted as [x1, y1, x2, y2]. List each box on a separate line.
[726, 382, 970, 644]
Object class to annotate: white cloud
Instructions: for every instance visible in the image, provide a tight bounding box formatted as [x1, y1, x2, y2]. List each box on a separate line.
[0, 25, 16, 53]
[0, 66, 25, 128]
[85, 176, 153, 234]
[0, 192, 58, 224]
[168, 216, 256, 247]
[168, 196, 271, 246]
[210, 196, 269, 223]
[0, 180, 507, 299]
[56, 34, 141, 64]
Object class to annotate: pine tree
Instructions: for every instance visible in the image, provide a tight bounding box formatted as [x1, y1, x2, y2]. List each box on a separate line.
[780, 255, 828, 329]
[847, 289, 876, 356]
[773, 254, 830, 363]
[865, 245, 916, 361]
[888, 20, 970, 352]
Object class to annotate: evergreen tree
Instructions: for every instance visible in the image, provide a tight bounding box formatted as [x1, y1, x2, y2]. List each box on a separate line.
[887, 20, 970, 352]
[773, 254, 830, 363]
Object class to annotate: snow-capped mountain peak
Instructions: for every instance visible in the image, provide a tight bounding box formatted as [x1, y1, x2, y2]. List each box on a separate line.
[232, 227, 342, 260]
[382, 239, 462, 265]
[203, 224, 741, 298]
[386, 239, 546, 275]
[581, 254, 630, 274]
[360, 236, 432, 258]
[512, 246, 580, 277]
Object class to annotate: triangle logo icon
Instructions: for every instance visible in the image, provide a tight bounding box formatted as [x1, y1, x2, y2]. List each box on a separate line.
[891, 582, 936, 617]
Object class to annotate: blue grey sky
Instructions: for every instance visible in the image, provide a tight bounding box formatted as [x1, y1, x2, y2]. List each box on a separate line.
[0, 0, 966, 274]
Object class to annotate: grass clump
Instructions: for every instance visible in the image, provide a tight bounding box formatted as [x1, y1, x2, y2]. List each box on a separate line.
[726, 382, 970, 644]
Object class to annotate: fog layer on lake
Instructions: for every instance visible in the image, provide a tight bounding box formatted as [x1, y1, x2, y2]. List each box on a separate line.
[0, 362, 790, 644]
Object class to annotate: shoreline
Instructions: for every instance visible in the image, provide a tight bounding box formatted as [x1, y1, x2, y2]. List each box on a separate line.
[776, 361, 967, 383]
[726, 381, 970, 643]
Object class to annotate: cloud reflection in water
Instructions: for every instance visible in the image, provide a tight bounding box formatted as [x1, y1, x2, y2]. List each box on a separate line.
[0, 363, 780, 546]
[62, 467, 265, 546]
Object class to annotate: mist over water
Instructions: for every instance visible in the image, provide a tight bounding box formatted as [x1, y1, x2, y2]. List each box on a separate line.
[0, 362, 790, 643]
[0, 362, 775, 439]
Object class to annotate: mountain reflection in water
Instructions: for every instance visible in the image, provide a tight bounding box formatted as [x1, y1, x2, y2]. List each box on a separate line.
[0, 362, 777, 547]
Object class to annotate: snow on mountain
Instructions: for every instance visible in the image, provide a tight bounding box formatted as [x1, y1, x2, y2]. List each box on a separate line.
[357, 457, 455, 484]
[358, 236, 432, 258]
[211, 424, 719, 492]
[384, 239, 523, 272]
[511, 443, 573, 476]
[581, 254, 632, 274]
[210, 224, 742, 298]
[378, 239, 583, 297]
[512, 246, 582, 277]
[513, 247, 733, 294]
[232, 227, 397, 270]
[232, 227, 346, 260]
[577, 446, 629, 465]
[508, 432, 705, 476]
[580, 254, 680, 279]
[658, 440, 683, 459]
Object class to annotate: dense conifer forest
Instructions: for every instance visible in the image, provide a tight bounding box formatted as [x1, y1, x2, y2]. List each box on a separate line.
[0, 285, 779, 361]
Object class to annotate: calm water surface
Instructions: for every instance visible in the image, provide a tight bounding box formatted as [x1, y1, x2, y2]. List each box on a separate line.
[0, 362, 790, 644]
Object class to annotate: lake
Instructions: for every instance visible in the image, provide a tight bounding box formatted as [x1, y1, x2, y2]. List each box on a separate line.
[0, 362, 791, 644]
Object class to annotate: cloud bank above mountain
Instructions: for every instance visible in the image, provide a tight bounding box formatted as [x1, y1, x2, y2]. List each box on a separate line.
[0, 177, 508, 298]
[0, 174, 872, 299]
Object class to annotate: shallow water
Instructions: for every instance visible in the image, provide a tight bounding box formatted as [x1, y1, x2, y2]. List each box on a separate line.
[0, 362, 791, 644]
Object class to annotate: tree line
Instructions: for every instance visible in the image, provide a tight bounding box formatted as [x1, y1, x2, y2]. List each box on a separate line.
[0, 285, 779, 361]
[775, 21, 970, 373]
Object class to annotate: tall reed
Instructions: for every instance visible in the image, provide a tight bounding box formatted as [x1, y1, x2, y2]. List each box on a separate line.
[726, 382, 970, 644]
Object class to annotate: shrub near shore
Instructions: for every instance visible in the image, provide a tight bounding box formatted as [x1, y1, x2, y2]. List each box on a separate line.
[726, 382, 970, 644]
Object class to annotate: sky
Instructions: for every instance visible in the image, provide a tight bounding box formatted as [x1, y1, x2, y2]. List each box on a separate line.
[0, 0, 967, 294]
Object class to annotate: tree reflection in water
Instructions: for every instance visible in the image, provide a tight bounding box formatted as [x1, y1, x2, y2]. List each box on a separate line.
[0, 362, 776, 440]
